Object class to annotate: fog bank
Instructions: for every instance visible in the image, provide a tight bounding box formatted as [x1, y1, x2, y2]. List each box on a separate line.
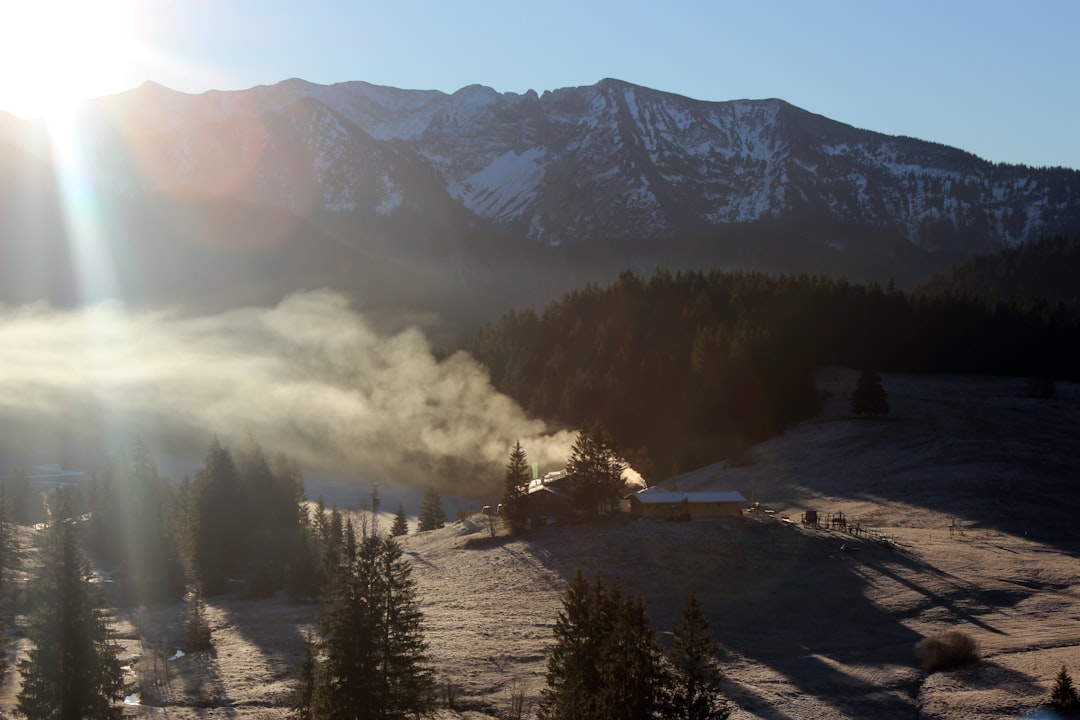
[0, 291, 575, 495]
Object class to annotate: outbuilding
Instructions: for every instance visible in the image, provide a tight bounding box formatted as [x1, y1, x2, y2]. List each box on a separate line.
[627, 488, 747, 520]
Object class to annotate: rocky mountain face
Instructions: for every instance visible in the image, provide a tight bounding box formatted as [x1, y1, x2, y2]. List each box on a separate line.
[67, 77, 1080, 248]
[3, 78, 1078, 322]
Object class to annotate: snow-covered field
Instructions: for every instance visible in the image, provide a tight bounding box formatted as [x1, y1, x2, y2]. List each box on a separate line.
[3, 368, 1078, 719]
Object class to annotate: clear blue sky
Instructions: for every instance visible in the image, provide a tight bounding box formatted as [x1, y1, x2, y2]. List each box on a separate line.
[17, 0, 1080, 169]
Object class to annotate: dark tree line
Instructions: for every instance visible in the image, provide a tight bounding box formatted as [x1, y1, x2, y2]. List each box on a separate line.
[187, 437, 309, 595]
[87, 440, 186, 603]
[468, 269, 1080, 476]
[920, 232, 1080, 311]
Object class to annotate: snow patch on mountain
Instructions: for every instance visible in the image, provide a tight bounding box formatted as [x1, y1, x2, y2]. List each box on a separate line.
[450, 148, 547, 221]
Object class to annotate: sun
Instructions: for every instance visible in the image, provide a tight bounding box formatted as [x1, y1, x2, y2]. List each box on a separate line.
[0, 0, 144, 121]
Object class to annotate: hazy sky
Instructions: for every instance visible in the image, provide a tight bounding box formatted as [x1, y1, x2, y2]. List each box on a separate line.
[1, 1, 1077, 169]
[1, 0, 1075, 484]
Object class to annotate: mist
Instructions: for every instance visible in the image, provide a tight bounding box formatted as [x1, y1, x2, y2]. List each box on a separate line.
[0, 290, 577, 496]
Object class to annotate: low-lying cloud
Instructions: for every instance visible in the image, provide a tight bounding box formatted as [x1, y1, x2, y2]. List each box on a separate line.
[0, 291, 576, 496]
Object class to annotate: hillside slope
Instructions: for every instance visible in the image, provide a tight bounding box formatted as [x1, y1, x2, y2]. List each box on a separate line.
[42, 370, 1078, 720]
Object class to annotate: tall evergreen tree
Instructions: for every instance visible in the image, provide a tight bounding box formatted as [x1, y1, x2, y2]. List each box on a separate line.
[539, 570, 667, 720]
[501, 441, 531, 534]
[668, 593, 730, 720]
[566, 425, 626, 519]
[390, 504, 409, 537]
[16, 490, 123, 720]
[851, 368, 890, 417]
[191, 437, 245, 594]
[417, 487, 446, 532]
[307, 531, 434, 720]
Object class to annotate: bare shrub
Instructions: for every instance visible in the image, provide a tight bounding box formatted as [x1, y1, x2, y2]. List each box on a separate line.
[915, 630, 979, 672]
[441, 678, 459, 709]
[503, 680, 532, 720]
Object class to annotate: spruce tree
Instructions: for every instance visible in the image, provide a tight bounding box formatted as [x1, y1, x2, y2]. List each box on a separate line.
[502, 441, 531, 534]
[566, 425, 626, 519]
[1050, 665, 1080, 712]
[539, 570, 667, 720]
[391, 503, 409, 537]
[851, 368, 890, 417]
[16, 490, 123, 720]
[538, 570, 604, 720]
[417, 487, 445, 532]
[668, 593, 730, 720]
[191, 437, 245, 594]
[308, 531, 434, 720]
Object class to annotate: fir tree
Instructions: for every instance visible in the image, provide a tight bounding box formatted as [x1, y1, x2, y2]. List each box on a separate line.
[539, 570, 667, 720]
[501, 441, 531, 534]
[851, 368, 890, 417]
[190, 437, 245, 594]
[308, 531, 434, 720]
[566, 425, 626, 519]
[16, 490, 123, 720]
[391, 503, 409, 537]
[417, 487, 446, 532]
[668, 593, 730, 720]
[538, 570, 604, 720]
[1050, 665, 1080, 712]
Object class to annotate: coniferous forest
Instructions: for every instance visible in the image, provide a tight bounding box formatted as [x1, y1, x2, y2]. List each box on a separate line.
[467, 268, 1080, 476]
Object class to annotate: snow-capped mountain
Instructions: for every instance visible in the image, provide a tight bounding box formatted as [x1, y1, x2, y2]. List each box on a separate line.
[3, 78, 1079, 319]
[67, 77, 1079, 253]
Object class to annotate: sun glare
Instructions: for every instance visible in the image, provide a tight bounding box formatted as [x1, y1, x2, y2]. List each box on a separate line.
[0, 0, 143, 121]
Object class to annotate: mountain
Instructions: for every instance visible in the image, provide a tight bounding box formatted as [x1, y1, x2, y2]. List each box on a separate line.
[2, 78, 1078, 323]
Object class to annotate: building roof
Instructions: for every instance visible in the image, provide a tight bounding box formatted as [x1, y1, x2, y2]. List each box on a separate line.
[630, 490, 747, 505]
[636, 485, 672, 495]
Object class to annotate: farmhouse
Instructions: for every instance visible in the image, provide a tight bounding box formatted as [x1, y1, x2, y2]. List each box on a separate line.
[627, 486, 747, 520]
[526, 470, 575, 527]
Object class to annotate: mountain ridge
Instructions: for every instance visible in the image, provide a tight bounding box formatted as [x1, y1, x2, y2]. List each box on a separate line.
[2, 77, 1078, 323]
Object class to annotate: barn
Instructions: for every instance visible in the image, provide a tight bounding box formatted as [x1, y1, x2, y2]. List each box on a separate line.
[627, 487, 747, 520]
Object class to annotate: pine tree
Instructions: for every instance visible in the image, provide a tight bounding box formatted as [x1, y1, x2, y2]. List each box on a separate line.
[668, 593, 730, 720]
[308, 531, 434, 720]
[191, 437, 245, 594]
[417, 487, 446, 532]
[539, 570, 667, 720]
[851, 368, 890, 417]
[502, 441, 531, 534]
[1050, 665, 1080, 712]
[16, 490, 123, 720]
[391, 504, 409, 537]
[538, 570, 604, 720]
[566, 425, 626, 519]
